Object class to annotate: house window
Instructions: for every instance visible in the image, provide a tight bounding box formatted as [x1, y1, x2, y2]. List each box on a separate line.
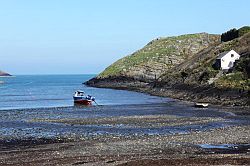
[231, 54, 234, 57]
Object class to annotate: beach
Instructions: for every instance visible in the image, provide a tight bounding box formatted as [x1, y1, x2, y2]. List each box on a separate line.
[0, 102, 249, 165]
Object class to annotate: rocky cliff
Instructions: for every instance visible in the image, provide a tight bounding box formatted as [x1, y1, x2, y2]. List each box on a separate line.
[86, 31, 250, 106]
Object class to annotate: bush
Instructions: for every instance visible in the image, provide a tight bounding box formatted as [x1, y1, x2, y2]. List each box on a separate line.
[234, 56, 250, 79]
[215, 72, 250, 90]
[198, 71, 210, 83]
[180, 71, 189, 82]
[221, 28, 238, 42]
[238, 26, 250, 37]
[221, 26, 250, 42]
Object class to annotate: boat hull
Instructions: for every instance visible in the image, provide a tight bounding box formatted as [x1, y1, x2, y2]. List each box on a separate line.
[73, 92, 94, 106]
[74, 99, 92, 105]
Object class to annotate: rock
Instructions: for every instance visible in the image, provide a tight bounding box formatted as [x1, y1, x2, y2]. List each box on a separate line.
[0, 70, 11, 76]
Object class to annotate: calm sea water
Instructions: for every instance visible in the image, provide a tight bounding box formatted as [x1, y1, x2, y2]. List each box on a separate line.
[0, 75, 167, 110]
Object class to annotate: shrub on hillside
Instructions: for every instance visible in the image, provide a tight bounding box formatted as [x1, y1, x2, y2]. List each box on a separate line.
[238, 26, 250, 37]
[234, 56, 250, 79]
[221, 26, 250, 42]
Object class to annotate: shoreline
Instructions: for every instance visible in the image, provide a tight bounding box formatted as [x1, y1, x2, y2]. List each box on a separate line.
[0, 103, 250, 165]
[0, 97, 249, 116]
[85, 77, 250, 108]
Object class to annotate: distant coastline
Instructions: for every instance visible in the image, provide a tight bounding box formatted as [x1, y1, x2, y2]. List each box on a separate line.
[0, 72, 12, 85]
[0, 75, 14, 77]
[0, 71, 11, 77]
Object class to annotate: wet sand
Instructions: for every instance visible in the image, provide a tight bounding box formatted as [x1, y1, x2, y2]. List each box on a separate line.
[0, 102, 249, 165]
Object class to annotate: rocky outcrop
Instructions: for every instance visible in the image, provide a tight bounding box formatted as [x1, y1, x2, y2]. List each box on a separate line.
[0, 70, 11, 76]
[86, 31, 250, 106]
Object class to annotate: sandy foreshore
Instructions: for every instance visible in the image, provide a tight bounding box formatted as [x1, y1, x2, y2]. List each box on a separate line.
[0, 103, 249, 165]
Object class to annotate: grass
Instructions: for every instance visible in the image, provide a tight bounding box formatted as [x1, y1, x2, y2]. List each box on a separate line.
[98, 33, 219, 78]
[221, 39, 239, 52]
[215, 72, 250, 90]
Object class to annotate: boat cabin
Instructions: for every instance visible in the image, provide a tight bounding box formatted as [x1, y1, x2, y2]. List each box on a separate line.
[75, 90, 85, 97]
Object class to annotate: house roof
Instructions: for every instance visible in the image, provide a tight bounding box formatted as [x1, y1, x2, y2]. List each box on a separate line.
[216, 51, 230, 59]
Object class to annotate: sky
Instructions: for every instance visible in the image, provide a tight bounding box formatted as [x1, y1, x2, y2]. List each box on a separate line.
[0, 0, 249, 75]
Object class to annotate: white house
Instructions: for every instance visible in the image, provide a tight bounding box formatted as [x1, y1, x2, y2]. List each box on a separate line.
[214, 50, 240, 70]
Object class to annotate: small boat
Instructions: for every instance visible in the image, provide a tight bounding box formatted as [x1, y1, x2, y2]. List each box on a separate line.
[195, 103, 209, 108]
[73, 90, 95, 105]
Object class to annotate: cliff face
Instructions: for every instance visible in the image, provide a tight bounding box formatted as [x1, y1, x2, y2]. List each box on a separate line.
[0, 70, 11, 76]
[86, 31, 250, 106]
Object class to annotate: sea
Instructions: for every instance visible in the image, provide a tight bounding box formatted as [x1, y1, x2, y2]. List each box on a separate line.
[0, 75, 246, 140]
[0, 75, 167, 110]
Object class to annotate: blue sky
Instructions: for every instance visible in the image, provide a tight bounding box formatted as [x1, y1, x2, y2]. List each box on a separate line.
[0, 0, 249, 75]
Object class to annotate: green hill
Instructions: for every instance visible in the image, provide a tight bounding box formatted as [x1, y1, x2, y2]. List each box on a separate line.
[159, 32, 250, 90]
[97, 33, 220, 81]
[86, 27, 250, 106]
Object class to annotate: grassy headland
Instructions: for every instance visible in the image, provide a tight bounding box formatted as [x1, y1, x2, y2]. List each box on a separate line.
[86, 27, 250, 106]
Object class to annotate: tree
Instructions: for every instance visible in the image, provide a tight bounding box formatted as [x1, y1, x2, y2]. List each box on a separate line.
[221, 26, 250, 42]
[221, 28, 238, 42]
